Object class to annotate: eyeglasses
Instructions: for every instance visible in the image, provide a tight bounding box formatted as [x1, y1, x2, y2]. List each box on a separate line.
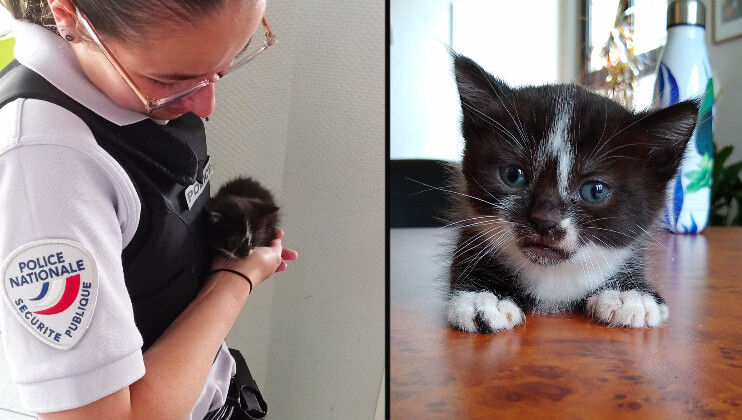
[75, 8, 276, 113]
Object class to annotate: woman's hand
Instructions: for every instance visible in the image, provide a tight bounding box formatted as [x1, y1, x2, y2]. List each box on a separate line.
[272, 229, 299, 272]
[39, 229, 297, 420]
[211, 229, 298, 290]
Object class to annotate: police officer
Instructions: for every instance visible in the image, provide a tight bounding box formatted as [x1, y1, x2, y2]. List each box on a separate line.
[0, 0, 297, 418]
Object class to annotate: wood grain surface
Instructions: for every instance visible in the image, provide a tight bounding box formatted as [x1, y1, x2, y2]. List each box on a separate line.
[390, 227, 742, 419]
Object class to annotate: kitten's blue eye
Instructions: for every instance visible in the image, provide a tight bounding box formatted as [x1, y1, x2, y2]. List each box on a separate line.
[499, 165, 527, 188]
[580, 182, 611, 203]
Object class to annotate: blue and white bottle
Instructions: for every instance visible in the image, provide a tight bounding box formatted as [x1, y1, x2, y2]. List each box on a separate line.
[653, 0, 714, 234]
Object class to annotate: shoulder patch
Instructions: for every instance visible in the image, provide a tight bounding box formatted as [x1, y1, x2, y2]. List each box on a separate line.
[2, 239, 98, 350]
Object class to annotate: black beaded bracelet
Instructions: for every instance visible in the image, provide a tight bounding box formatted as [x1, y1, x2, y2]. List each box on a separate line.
[209, 268, 253, 294]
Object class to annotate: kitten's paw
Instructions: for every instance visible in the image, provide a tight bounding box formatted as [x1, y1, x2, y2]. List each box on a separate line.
[447, 291, 525, 334]
[586, 289, 669, 328]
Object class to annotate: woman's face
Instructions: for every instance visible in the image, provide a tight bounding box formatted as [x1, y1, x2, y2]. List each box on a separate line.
[71, 0, 265, 120]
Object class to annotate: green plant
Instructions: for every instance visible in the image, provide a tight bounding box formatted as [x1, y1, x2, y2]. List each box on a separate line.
[710, 143, 742, 226]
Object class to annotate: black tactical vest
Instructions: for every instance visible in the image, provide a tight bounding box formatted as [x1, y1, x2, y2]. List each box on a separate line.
[0, 61, 214, 350]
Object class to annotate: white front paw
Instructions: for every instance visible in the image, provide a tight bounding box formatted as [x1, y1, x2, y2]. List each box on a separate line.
[587, 289, 669, 328]
[447, 291, 525, 334]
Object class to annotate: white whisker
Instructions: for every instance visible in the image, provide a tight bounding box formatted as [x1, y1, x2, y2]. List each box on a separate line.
[405, 177, 498, 208]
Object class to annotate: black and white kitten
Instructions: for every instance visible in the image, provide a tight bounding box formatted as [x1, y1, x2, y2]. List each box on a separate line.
[206, 176, 280, 259]
[446, 53, 698, 333]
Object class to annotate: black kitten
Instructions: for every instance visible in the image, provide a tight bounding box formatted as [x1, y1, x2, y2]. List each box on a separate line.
[206, 176, 280, 259]
[446, 53, 698, 333]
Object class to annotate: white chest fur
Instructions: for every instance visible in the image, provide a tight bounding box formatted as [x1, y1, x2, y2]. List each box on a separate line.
[503, 239, 634, 312]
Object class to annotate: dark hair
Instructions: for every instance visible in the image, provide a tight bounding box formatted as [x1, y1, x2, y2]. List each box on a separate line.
[0, 0, 56, 32]
[1, 0, 233, 40]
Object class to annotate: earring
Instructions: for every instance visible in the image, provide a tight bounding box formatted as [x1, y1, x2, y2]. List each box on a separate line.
[59, 28, 75, 42]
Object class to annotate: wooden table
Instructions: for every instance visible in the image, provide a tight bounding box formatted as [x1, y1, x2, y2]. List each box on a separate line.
[390, 227, 742, 419]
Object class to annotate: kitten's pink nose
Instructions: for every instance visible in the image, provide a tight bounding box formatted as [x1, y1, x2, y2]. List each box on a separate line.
[530, 216, 557, 236]
[530, 197, 562, 236]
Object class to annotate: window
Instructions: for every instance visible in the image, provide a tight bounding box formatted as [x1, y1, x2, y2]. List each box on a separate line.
[581, 0, 668, 108]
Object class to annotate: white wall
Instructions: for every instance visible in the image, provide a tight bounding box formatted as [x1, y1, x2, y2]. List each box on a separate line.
[390, 0, 463, 161]
[700, 0, 742, 164]
[211, 0, 385, 419]
[390, 0, 580, 161]
[451, 0, 560, 86]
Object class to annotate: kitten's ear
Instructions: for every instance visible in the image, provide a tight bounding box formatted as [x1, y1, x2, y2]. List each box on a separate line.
[452, 52, 512, 129]
[637, 100, 699, 182]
